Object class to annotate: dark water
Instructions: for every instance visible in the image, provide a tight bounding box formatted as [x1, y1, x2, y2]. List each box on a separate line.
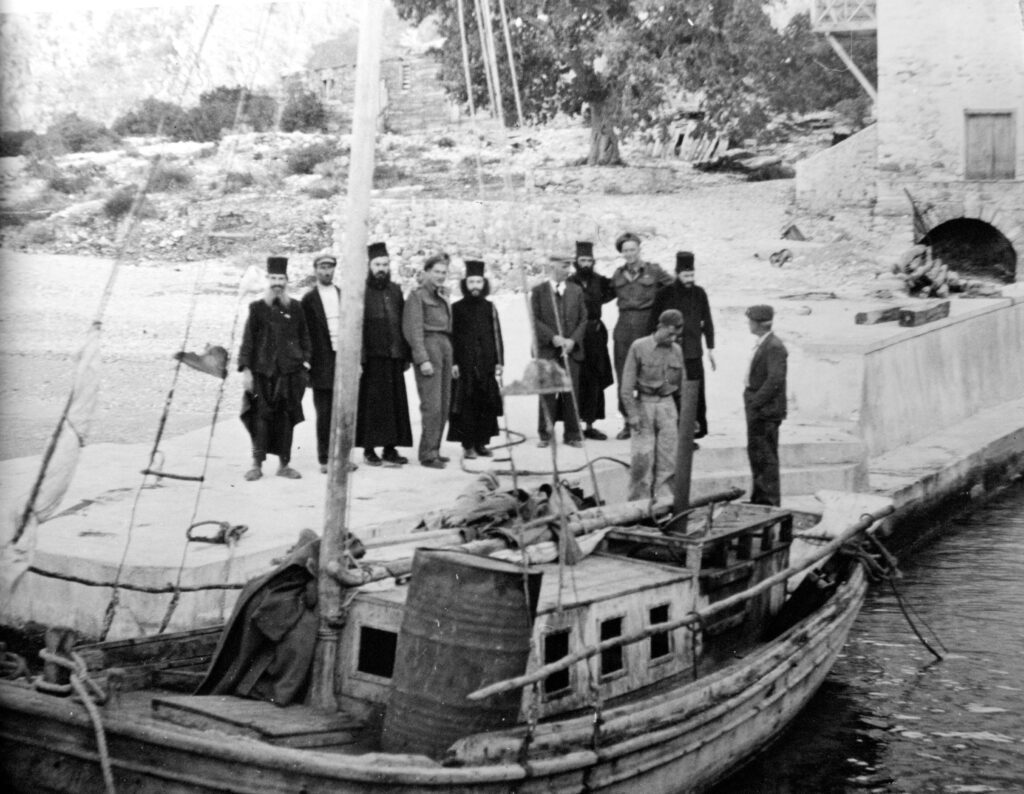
[714, 481, 1024, 794]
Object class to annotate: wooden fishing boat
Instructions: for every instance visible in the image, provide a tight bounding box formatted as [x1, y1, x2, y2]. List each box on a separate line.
[0, 493, 891, 793]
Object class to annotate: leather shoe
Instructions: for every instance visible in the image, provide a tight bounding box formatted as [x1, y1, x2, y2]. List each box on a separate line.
[692, 442, 700, 451]
[244, 466, 262, 481]
[616, 427, 631, 440]
[382, 449, 408, 465]
[277, 466, 302, 479]
[364, 450, 383, 467]
[564, 439, 583, 448]
[463, 447, 478, 460]
[583, 427, 607, 440]
[421, 458, 446, 469]
[474, 445, 492, 457]
[437, 455, 451, 463]
[537, 439, 550, 448]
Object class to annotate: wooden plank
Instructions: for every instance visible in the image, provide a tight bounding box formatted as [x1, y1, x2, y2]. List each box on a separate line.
[151, 694, 364, 748]
[855, 305, 902, 325]
[898, 300, 950, 327]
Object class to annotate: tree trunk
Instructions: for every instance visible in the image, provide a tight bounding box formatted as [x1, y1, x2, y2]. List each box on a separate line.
[586, 98, 623, 166]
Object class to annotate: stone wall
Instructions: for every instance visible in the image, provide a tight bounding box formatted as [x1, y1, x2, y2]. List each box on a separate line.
[792, 296, 1024, 456]
[795, 125, 878, 212]
[875, 0, 1024, 277]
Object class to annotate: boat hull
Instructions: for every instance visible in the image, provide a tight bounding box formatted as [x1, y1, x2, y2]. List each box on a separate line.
[0, 566, 867, 794]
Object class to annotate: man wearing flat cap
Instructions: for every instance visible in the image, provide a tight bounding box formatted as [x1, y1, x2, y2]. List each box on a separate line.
[238, 256, 311, 481]
[620, 309, 685, 500]
[356, 242, 413, 467]
[744, 304, 788, 506]
[568, 240, 615, 440]
[403, 252, 454, 468]
[300, 253, 344, 474]
[448, 259, 504, 459]
[530, 254, 588, 448]
[651, 251, 716, 444]
[611, 232, 673, 439]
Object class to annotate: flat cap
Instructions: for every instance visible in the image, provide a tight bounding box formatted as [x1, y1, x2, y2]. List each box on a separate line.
[746, 304, 774, 322]
[657, 309, 683, 328]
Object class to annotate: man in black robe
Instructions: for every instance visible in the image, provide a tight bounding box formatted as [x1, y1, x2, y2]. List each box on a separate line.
[568, 240, 615, 440]
[651, 251, 717, 443]
[239, 256, 310, 481]
[448, 259, 504, 459]
[355, 241, 413, 466]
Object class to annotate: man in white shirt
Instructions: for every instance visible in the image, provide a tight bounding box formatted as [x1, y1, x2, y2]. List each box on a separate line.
[300, 254, 343, 473]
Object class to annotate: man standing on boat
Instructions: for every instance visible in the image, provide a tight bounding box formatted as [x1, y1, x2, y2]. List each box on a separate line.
[356, 242, 413, 467]
[300, 253, 342, 474]
[403, 253, 453, 468]
[620, 309, 684, 501]
[448, 259, 504, 459]
[238, 256, 311, 481]
[650, 251, 716, 446]
[744, 304, 788, 506]
[568, 240, 615, 441]
[611, 232, 674, 440]
[530, 254, 587, 448]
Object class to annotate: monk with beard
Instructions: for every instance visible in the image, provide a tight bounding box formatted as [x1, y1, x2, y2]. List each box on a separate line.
[355, 241, 413, 467]
[447, 259, 504, 459]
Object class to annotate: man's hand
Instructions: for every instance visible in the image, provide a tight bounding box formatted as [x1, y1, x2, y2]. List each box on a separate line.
[708, 351, 717, 372]
[452, 364, 460, 379]
[495, 365, 503, 378]
[562, 339, 575, 355]
[241, 368, 253, 393]
[552, 334, 566, 348]
[419, 361, 434, 376]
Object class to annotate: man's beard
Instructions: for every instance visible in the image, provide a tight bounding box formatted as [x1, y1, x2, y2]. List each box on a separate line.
[468, 289, 483, 298]
[576, 266, 593, 276]
[371, 271, 390, 285]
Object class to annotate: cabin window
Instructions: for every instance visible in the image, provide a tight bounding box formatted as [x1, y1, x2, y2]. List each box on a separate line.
[965, 112, 1016, 179]
[649, 604, 672, 661]
[356, 626, 397, 679]
[542, 629, 571, 698]
[599, 617, 625, 678]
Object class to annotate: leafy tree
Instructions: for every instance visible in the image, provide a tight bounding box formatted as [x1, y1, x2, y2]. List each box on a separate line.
[179, 85, 278, 142]
[392, 1, 875, 163]
[112, 98, 190, 138]
[281, 89, 328, 133]
[45, 113, 121, 154]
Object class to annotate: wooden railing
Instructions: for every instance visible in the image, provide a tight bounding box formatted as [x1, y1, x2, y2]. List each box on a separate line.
[810, 0, 877, 33]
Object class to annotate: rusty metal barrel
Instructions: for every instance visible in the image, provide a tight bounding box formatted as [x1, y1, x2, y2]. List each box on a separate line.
[381, 548, 542, 758]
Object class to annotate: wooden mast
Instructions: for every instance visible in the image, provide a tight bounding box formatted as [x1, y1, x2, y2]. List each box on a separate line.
[310, 0, 384, 712]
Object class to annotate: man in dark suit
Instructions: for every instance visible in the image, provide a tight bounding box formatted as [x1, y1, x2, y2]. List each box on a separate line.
[300, 253, 341, 474]
[744, 304, 788, 506]
[568, 240, 615, 440]
[530, 255, 588, 447]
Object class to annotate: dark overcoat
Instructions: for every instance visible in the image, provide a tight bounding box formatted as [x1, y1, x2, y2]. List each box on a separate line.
[300, 286, 339, 390]
[744, 333, 788, 422]
[529, 280, 588, 362]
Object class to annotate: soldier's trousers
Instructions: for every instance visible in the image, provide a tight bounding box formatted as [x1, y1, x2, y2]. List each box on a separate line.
[628, 396, 678, 501]
[413, 333, 453, 463]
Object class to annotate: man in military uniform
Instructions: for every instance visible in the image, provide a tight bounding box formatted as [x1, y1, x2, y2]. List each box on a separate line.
[651, 251, 716, 443]
[611, 232, 673, 439]
[239, 256, 311, 481]
[568, 240, 615, 440]
[620, 309, 684, 501]
[403, 253, 454, 468]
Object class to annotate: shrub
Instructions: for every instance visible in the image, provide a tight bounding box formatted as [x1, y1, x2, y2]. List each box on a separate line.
[286, 141, 339, 175]
[103, 186, 139, 221]
[0, 130, 38, 158]
[112, 98, 189, 138]
[280, 90, 327, 133]
[223, 171, 255, 193]
[373, 163, 409, 188]
[47, 170, 94, 194]
[148, 162, 194, 192]
[23, 220, 57, 245]
[46, 113, 121, 153]
[301, 180, 341, 199]
[435, 135, 456, 148]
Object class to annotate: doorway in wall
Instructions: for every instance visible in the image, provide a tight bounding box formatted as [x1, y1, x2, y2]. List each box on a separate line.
[921, 218, 1017, 283]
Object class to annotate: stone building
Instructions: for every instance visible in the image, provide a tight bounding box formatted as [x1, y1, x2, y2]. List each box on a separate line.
[796, 0, 1023, 281]
[283, 34, 455, 135]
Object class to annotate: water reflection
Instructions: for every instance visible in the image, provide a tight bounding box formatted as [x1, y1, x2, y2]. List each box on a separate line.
[711, 481, 1024, 793]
